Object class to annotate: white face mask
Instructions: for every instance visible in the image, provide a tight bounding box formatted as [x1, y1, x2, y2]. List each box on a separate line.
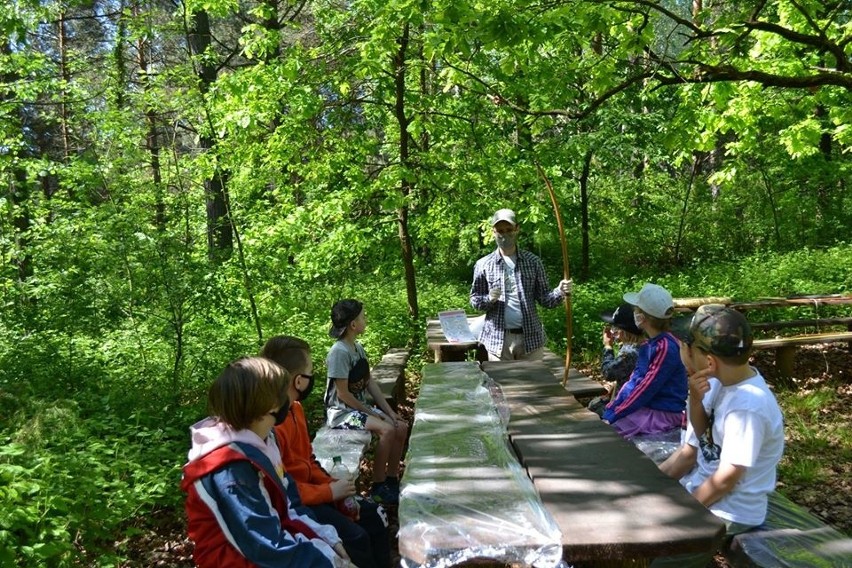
[633, 312, 645, 328]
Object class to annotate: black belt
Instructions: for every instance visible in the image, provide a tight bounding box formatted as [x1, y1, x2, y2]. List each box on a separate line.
[506, 328, 523, 334]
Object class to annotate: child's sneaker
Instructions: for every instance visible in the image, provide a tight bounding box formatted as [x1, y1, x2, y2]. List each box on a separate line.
[370, 482, 399, 505]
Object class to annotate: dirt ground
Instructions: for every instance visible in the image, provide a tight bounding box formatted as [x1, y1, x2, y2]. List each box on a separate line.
[124, 345, 851, 567]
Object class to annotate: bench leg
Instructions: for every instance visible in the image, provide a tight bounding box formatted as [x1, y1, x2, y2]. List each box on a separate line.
[776, 346, 795, 378]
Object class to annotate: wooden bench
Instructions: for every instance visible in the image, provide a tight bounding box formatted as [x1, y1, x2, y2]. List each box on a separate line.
[484, 361, 725, 564]
[752, 331, 852, 377]
[673, 294, 852, 378]
[370, 347, 410, 408]
[725, 491, 852, 567]
[540, 347, 608, 399]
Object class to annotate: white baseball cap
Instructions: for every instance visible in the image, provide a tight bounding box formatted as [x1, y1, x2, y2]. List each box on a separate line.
[490, 209, 517, 227]
[623, 283, 675, 319]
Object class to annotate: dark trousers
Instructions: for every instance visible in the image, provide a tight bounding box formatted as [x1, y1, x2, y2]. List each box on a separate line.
[310, 499, 390, 568]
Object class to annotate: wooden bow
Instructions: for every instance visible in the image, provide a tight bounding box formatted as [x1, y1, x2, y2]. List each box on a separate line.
[535, 162, 573, 386]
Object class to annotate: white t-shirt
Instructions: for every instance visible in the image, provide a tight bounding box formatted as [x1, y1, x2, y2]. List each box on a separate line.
[681, 369, 784, 526]
[501, 254, 522, 329]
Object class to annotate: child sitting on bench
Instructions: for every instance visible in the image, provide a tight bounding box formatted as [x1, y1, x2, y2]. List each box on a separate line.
[602, 283, 687, 438]
[588, 302, 644, 417]
[324, 299, 409, 505]
[654, 305, 785, 568]
[263, 335, 391, 568]
[181, 357, 352, 568]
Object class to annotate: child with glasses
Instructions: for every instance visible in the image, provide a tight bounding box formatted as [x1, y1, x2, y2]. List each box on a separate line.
[653, 305, 784, 568]
[263, 335, 391, 568]
[181, 357, 353, 568]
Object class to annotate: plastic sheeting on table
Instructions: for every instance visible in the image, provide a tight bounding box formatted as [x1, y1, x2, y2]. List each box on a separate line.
[399, 362, 563, 568]
[312, 425, 371, 476]
[730, 491, 852, 567]
[631, 428, 682, 465]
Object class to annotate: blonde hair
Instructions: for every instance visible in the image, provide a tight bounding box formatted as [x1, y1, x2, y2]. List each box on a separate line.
[639, 309, 672, 332]
[208, 357, 291, 431]
[618, 330, 645, 345]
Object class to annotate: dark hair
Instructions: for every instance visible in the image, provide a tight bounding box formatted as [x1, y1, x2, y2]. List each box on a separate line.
[208, 357, 290, 431]
[693, 345, 752, 366]
[261, 335, 312, 376]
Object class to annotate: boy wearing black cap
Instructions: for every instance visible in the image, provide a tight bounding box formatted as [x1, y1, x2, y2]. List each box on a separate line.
[588, 303, 644, 417]
[324, 299, 408, 505]
[654, 305, 784, 567]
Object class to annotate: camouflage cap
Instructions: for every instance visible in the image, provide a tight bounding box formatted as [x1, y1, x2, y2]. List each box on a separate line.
[677, 304, 753, 357]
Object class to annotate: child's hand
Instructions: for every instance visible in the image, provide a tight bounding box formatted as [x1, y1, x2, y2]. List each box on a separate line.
[603, 327, 614, 348]
[330, 478, 356, 500]
[688, 367, 714, 400]
[331, 543, 353, 567]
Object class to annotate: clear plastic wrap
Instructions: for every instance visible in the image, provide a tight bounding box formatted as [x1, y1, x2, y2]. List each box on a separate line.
[399, 362, 563, 568]
[312, 425, 372, 476]
[729, 491, 852, 567]
[630, 428, 682, 465]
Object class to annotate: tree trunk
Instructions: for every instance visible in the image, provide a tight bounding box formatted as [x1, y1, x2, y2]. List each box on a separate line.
[187, 8, 233, 260]
[136, 1, 165, 230]
[578, 150, 592, 280]
[58, 11, 71, 164]
[393, 22, 418, 319]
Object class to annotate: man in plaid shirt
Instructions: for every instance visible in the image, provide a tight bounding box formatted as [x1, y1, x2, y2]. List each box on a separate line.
[470, 209, 572, 360]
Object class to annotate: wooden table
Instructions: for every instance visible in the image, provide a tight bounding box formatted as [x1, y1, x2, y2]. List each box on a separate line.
[398, 362, 563, 567]
[483, 360, 726, 563]
[425, 318, 482, 363]
[425, 320, 609, 399]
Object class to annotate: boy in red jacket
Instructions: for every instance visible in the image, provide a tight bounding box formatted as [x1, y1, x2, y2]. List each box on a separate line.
[263, 336, 390, 568]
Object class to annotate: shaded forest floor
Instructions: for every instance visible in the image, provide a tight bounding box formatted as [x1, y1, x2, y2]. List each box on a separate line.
[123, 345, 851, 567]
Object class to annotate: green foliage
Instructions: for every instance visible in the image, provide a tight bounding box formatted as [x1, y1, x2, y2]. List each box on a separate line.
[0, 400, 186, 567]
[1, 0, 851, 562]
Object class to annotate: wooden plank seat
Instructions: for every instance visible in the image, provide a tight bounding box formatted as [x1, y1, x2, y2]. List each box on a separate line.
[752, 332, 852, 377]
[482, 361, 726, 564]
[725, 491, 852, 567]
[540, 347, 608, 399]
[371, 347, 410, 408]
[398, 362, 562, 567]
[672, 295, 852, 378]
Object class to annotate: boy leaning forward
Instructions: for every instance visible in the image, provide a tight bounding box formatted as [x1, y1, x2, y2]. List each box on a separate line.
[653, 305, 784, 568]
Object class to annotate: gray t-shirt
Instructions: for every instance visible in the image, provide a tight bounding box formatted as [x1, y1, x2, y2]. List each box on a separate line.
[324, 340, 370, 427]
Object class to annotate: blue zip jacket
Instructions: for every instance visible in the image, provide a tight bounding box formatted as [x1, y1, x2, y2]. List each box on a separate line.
[602, 332, 687, 423]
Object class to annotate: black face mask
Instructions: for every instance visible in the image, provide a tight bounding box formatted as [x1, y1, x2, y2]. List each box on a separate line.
[269, 405, 289, 425]
[296, 374, 315, 402]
